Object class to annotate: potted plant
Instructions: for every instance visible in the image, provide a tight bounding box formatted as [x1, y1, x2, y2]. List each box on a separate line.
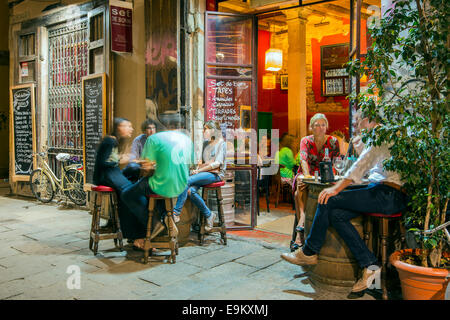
[348, 0, 449, 299]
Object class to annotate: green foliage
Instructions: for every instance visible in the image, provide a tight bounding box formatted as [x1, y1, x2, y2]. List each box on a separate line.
[348, 0, 449, 267]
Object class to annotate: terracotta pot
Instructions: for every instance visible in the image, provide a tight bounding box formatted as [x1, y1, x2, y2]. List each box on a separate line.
[390, 249, 449, 300]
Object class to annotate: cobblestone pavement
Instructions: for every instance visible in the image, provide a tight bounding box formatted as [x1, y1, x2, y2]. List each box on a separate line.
[0, 188, 377, 300]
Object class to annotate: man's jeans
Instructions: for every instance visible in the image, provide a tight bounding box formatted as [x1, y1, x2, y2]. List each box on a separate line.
[174, 172, 221, 218]
[120, 177, 155, 227]
[304, 183, 408, 268]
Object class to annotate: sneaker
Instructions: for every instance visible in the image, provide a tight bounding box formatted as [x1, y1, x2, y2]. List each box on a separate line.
[164, 215, 179, 237]
[172, 212, 181, 224]
[204, 212, 216, 232]
[280, 248, 318, 266]
[351, 266, 381, 293]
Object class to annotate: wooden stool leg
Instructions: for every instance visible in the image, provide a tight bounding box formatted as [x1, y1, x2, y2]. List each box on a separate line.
[380, 218, 389, 300]
[199, 188, 207, 245]
[93, 194, 102, 255]
[144, 199, 155, 264]
[89, 192, 97, 251]
[112, 193, 124, 251]
[364, 216, 373, 251]
[216, 187, 227, 245]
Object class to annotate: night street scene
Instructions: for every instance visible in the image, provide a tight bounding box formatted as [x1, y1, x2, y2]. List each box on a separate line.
[0, 0, 448, 313]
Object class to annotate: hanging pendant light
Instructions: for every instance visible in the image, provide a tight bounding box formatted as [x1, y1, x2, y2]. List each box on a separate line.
[265, 48, 283, 72]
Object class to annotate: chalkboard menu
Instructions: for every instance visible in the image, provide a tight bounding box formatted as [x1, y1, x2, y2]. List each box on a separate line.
[10, 84, 36, 182]
[206, 79, 251, 130]
[82, 73, 106, 185]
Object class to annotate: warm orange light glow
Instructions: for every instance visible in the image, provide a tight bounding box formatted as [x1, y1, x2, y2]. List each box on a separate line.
[262, 74, 276, 89]
[265, 48, 282, 71]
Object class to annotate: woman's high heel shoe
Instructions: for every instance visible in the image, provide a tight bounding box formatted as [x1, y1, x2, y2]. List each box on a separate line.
[290, 241, 301, 252]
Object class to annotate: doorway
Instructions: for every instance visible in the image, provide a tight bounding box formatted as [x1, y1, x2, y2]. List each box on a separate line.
[208, 0, 377, 240]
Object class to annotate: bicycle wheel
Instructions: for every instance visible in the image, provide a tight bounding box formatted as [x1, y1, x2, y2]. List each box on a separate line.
[63, 169, 86, 205]
[30, 169, 55, 203]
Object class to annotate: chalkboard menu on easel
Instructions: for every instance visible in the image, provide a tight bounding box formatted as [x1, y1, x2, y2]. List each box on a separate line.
[82, 73, 106, 186]
[10, 84, 36, 182]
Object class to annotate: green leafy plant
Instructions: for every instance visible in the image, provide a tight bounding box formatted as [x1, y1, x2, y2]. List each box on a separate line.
[348, 0, 449, 268]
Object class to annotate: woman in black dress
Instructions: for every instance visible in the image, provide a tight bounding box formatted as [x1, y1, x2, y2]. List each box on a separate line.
[93, 118, 146, 246]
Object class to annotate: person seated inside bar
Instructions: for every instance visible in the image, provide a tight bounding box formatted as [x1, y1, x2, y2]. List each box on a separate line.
[275, 133, 296, 184]
[280, 112, 408, 296]
[291, 113, 340, 252]
[173, 120, 227, 232]
[122, 118, 158, 182]
[119, 114, 193, 250]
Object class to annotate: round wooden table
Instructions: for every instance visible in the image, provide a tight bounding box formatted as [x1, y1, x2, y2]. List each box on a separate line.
[303, 180, 364, 288]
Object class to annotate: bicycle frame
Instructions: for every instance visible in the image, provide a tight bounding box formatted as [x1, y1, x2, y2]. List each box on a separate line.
[35, 153, 83, 194]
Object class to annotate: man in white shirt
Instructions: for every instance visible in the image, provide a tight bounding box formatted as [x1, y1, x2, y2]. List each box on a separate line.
[280, 116, 408, 295]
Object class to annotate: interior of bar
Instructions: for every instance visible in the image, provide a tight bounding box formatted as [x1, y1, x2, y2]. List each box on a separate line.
[204, 0, 380, 239]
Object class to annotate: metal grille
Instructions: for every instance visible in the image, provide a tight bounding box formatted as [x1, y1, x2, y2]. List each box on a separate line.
[48, 20, 88, 170]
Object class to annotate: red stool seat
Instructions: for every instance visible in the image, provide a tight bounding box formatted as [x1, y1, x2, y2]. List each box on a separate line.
[365, 212, 402, 218]
[92, 185, 115, 192]
[203, 181, 225, 188]
[147, 194, 164, 198]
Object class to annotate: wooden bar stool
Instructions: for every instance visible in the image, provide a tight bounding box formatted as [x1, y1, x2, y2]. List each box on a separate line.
[199, 181, 227, 246]
[142, 194, 178, 264]
[363, 212, 406, 300]
[89, 185, 124, 255]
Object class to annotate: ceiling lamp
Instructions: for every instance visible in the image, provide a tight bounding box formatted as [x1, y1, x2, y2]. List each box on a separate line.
[262, 74, 276, 90]
[265, 48, 282, 72]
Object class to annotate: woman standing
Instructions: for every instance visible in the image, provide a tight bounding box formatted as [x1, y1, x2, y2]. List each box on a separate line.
[173, 120, 227, 231]
[291, 113, 340, 251]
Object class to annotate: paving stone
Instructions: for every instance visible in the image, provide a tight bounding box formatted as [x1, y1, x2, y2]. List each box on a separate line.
[0, 279, 28, 299]
[0, 245, 22, 259]
[138, 262, 203, 287]
[234, 248, 281, 269]
[183, 249, 246, 269]
[174, 245, 210, 262]
[0, 258, 53, 283]
[248, 260, 307, 284]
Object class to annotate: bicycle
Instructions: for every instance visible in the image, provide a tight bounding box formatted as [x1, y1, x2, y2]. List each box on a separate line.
[29, 150, 86, 206]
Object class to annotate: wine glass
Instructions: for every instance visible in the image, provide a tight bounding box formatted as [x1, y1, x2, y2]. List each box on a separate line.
[333, 157, 345, 178]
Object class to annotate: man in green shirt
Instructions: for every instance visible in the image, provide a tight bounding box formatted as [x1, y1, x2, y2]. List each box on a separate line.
[120, 115, 193, 244]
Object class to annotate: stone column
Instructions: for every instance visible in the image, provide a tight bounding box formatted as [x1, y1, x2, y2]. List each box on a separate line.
[284, 8, 310, 139]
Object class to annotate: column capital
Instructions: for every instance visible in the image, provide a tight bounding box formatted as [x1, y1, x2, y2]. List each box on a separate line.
[283, 7, 312, 22]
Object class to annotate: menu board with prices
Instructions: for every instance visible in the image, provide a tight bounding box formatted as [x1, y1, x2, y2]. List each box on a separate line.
[206, 79, 251, 130]
[82, 73, 106, 185]
[10, 84, 37, 181]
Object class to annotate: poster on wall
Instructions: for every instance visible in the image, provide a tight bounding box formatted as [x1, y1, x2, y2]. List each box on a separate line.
[10, 84, 37, 182]
[110, 0, 133, 53]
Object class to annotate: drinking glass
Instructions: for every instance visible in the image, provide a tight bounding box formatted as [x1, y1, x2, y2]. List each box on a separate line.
[333, 157, 345, 178]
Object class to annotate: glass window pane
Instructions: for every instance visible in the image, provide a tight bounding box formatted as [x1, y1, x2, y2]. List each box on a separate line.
[206, 79, 251, 130]
[206, 14, 252, 65]
[206, 66, 252, 78]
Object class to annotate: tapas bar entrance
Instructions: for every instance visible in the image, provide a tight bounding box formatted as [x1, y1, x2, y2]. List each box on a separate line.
[204, 12, 258, 230]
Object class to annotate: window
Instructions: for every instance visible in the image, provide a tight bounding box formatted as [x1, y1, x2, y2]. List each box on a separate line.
[320, 43, 350, 96]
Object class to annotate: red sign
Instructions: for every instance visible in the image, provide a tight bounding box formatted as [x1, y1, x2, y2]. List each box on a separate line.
[110, 3, 133, 53]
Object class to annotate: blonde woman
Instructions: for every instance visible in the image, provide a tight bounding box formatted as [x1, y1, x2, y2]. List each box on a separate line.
[291, 113, 340, 251]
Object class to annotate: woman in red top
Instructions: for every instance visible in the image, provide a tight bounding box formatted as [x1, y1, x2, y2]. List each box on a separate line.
[291, 113, 340, 251]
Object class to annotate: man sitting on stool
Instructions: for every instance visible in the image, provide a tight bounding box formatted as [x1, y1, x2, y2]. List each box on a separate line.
[120, 114, 193, 250]
[280, 114, 408, 296]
